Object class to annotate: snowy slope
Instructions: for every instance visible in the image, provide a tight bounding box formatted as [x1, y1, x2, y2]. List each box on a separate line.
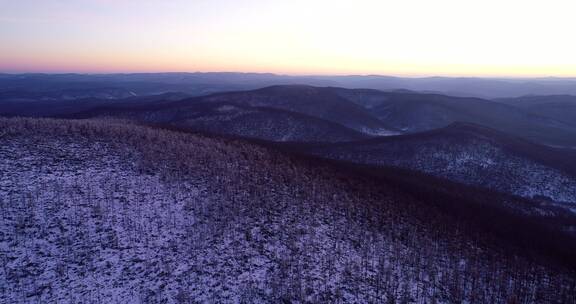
[303, 123, 576, 208]
[0, 118, 574, 303]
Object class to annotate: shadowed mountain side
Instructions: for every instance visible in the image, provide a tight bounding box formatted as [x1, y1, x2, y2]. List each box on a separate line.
[0, 92, 190, 118]
[331, 87, 576, 147]
[199, 85, 399, 135]
[5, 84, 576, 147]
[497, 95, 576, 127]
[63, 101, 370, 143]
[299, 123, 576, 206]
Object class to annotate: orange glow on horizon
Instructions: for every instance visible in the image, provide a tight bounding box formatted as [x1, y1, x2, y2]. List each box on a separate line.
[1, 0, 575, 77]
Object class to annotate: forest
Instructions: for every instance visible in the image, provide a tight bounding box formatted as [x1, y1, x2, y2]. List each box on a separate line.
[1, 118, 575, 303]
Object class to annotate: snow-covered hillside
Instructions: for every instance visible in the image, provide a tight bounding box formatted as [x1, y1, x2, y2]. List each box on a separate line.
[307, 124, 576, 209]
[0, 118, 574, 303]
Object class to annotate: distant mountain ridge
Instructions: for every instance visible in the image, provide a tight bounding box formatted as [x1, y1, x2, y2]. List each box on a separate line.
[5, 84, 576, 147]
[330, 87, 576, 147]
[60, 85, 400, 142]
[4, 72, 576, 99]
[0, 92, 190, 118]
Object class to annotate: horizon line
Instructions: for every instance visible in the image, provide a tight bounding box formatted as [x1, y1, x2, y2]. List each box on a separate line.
[1, 71, 576, 80]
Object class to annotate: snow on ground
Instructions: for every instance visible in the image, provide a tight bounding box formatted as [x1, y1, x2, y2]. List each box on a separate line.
[1, 120, 574, 303]
[0, 134, 421, 303]
[318, 138, 576, 208]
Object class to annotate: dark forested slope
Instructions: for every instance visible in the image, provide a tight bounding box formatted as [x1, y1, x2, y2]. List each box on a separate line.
[497, 95, 576, 127]
[0, 118, 575, 303]
[6, 85, 576, 147]
[302, 123, 576, 207]
[332, 87, 576, 147]
[65, 101, 369, 143]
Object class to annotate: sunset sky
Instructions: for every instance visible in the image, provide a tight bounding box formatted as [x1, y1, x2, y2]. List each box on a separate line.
[1, 0, 575, 76]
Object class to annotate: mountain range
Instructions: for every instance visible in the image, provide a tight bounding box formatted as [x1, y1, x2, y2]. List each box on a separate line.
[4, 72, 576, 100]
[46, 85, 576, 148]
[2, 75, 576, 303]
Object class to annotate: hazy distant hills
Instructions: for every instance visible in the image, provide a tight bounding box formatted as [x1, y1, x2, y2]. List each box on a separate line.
[332, 87, 576, 147]
[301, 123, 576, 208]
[3, 72, 576, 99]
[63, 86, 400, 142]
[321, 75, 576, 98]
[0, 73, 334, 99]
[0, 92, 190, 117]
[5, 83, 576, 147]
[0, 87, 138, 101]
[497, 95, 576, 127]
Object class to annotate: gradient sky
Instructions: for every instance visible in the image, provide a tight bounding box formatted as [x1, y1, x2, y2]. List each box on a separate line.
[1, 0, 575, 76]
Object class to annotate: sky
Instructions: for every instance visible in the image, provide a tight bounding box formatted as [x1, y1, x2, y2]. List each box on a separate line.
[0, 0, 575, 77]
